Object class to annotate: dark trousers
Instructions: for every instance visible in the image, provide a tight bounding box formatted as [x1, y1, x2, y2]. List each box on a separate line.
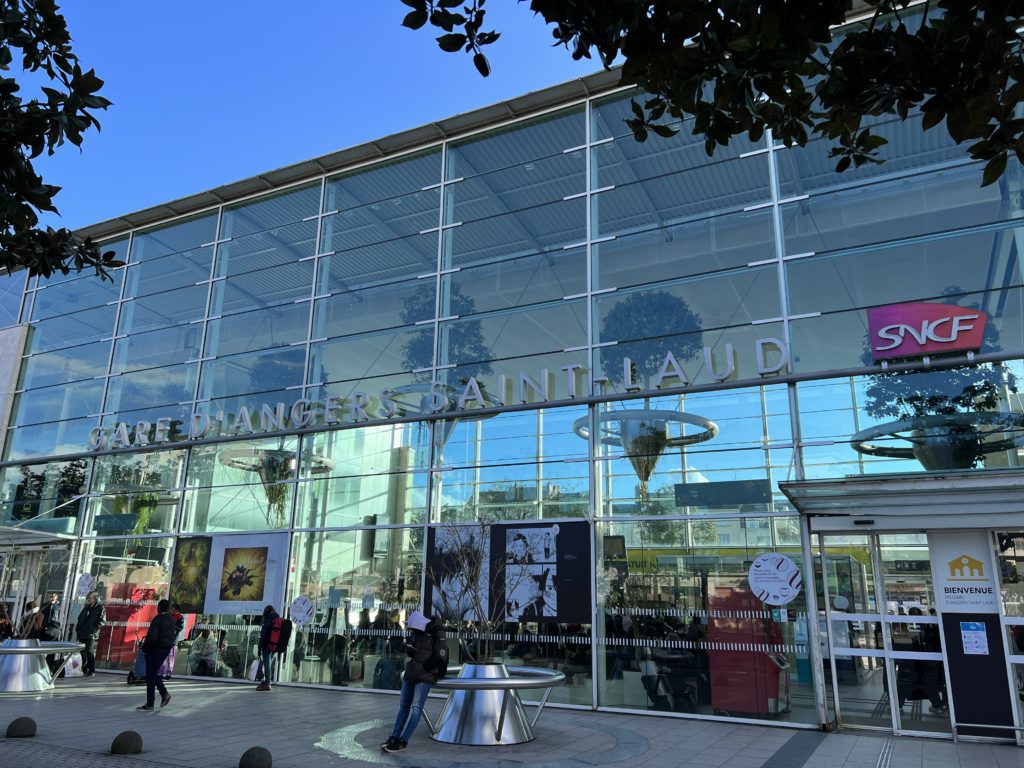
[145, 649, 171, 706]
[80, 637, 96, 674]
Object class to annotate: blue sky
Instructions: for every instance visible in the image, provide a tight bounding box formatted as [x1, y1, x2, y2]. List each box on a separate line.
[35, 2, 600, 231]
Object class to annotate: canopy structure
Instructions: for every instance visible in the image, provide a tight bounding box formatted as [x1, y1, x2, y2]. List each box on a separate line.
[779, 468, 1024, 533]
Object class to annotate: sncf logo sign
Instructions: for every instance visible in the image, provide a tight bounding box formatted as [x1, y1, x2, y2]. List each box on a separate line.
[867, 302, 987, 361]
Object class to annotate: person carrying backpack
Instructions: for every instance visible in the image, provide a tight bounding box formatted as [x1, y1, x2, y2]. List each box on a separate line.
[256, 605, 291, 691]
[382, 610, 448, 753]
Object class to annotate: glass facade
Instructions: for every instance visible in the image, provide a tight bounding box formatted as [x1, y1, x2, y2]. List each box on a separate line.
[4, 72, 1024, 734]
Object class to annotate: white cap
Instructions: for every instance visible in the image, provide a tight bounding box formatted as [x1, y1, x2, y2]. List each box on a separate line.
[407, 610, 429, 631]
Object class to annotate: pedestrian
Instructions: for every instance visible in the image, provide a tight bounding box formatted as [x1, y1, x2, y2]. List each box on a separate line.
[136, 599, 175, 711]
[381, 610, 448, 753]
[75, 591, 105, 676]
[40, 592, 60, 627]
[256, 604, 279, 691]
[0, 605, 14, 641]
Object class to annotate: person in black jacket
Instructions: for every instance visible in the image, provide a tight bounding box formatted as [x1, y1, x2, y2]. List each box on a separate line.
[256, 605, 279, 691]
[136, 600, 175, 711]
[75, 592, 105, 676]
[382, 610, 448, 753]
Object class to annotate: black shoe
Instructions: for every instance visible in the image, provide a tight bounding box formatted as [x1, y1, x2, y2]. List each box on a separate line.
[383, 739, 407, 753]
[84, 672, 95, 677]
[381, 737, 397, 750]
[160, 693, 172, 708]
[136, 704, 154, 711]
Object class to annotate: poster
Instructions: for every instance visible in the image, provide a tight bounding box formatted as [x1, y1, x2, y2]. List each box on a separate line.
[928, 532, 999, 613]
[960, 621, 990, 655]
[748, 553, 803, 606]
[202, 533, 288, 615]
[425, 520, 591, 625]
[168, 536, 212, 613]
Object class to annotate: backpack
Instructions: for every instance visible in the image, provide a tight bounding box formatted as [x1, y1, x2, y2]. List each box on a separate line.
[267, 617, 292, 653]
[430, 625, 450, 679]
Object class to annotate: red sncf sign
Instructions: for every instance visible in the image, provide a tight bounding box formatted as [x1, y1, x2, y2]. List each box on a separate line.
[867, 302, 988, 361]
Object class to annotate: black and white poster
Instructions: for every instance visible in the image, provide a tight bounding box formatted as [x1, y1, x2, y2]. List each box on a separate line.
[425, 520, 590, 625]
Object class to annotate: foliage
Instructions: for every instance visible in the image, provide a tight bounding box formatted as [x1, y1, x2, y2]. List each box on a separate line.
[400, 281, 493, 382]
[600, 290, 702, 389]
[1, 0, 121, 277]
[404, 0, 1024, 186]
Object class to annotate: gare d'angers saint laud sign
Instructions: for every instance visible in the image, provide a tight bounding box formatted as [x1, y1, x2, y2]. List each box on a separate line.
[87, 300, 992, 452]
[87, 336, 792, 451]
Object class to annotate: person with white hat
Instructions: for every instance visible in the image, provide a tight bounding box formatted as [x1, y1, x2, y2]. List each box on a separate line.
[381, 609, 448, 753]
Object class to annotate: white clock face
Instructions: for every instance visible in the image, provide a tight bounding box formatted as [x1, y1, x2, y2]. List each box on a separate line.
[290, 596, 314, 626]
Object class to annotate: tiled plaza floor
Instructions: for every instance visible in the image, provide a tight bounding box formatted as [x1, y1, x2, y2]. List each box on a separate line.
[1, 674, 1022, 767]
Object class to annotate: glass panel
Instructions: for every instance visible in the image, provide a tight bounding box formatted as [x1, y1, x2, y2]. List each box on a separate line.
[204, 302, 309, 358]
[448, 248, 586, 316]
[317, 233, 437, 292]
[2, 418, 98, 461]
[131, 214, 218, 262]
[72, 538, 173, 672]
[209, 260, 313, 316]
[998, 532, 1024, 616]
[182, 436, 299, 532]
[87, 449, 185, 536]
[593, 208, 775, 291]
[593, 391, 792, 517]
[786, 224, 1024, 316]
[215, 220, 316, 278]
[18, 339, 110, 389]
[1, 270, 27, 327]
[782, 163, 1012, 258]
[35, 237, 128, 288]
[112, 325, 202, 374]
[310, 327, 424, 385]
[26, 304, 117, 353]
[879, 535, 936, 615]
[891, 656, 951, 732]
[118, 284, 208, 334]
[199, 347, 305, 401]
[295, 424, 429, 528]
[438, 301, 587, 368]
[831, 654, 893, 729]
[433, 407, 589, 522]
[595, 520, 816, 723]
[9, 379, 104, 427]
[446, 107, 584, 179]
[325, 148, 441, 214]
[0, 458, 88, 531]
[444, 152, 584, 225]
[321, 189, 438, 253]
[312, 279, 430, 340]
[591, 117, 763, 186]
[281, 528, 422, 688]
[31, 272, 120, 320]
[124, 246, 212, 299]
[221, 183, 320, 239]
[443, 197, 586, 269]
[777, 113, 966, 198]
[106, 364, 198, 412]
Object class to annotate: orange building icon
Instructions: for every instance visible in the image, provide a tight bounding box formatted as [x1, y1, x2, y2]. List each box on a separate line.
[948, 555, 985, 579]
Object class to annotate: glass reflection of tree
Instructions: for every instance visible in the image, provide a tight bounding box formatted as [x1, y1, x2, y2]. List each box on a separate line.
[855, 289, 1022, 470]
[401, 282, 493, 383]
[576, 290, 718, 510]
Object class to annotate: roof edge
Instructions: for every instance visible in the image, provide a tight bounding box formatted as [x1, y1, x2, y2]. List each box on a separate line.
[77, 67, 623, 242]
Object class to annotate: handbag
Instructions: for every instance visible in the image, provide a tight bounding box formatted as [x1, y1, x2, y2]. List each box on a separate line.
[247, 659, 261, 682]
[64, 652, 84, 677]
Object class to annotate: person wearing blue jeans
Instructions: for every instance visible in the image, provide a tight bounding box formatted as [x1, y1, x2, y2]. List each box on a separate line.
[382, 610, 448, 753]
[257, 605, 279, 691]
[136, 600, 176, 711]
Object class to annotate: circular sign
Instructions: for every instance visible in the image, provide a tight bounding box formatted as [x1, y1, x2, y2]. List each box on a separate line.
[748, 554, 803, 606]
[75, 572, 95, 597]
[290, 596, 314, 627]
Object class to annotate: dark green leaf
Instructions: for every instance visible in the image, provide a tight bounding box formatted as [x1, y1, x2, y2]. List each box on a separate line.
[402, 8, 429, 29]
[436, 33, 468, 52]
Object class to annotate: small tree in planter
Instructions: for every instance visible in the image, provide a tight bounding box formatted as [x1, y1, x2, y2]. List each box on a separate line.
[860, 290, 1018, 470]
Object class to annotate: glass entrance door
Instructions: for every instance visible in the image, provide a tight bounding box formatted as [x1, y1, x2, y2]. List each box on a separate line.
[819, 533, 952, 735]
